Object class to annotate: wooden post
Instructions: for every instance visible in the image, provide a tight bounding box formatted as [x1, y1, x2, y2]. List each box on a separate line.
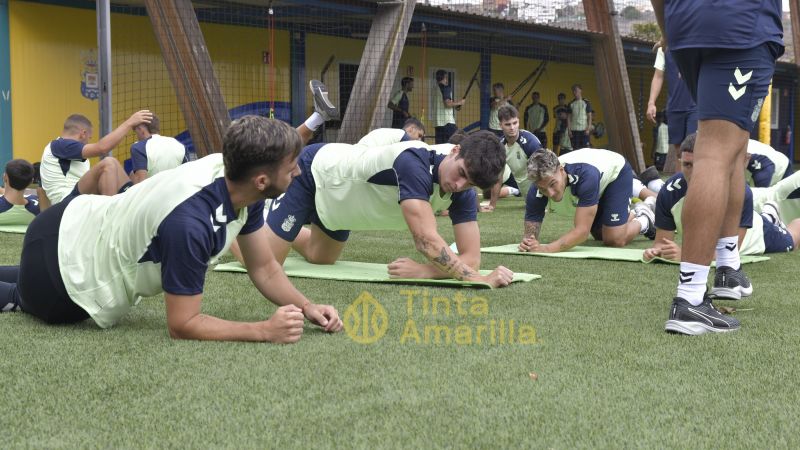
[338, 0, 416, 144]
[583, 0, 646, 172]
[144, 0, 230, 156]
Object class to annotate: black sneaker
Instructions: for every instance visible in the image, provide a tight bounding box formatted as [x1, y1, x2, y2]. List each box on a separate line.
[665, 296, 740, 335]
[309, 79, 339, 121]
[639, 165, 660, 185]
[710, 266, 753, 300]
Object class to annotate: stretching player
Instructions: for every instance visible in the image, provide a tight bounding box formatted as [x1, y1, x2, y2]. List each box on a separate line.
[40, 111, 153, 206]
[519, 148, 656, 253]
[753, 171, 800, 222]
[745, 139, 794, 188]
[483, 104, 543, 211]
[265, 131, 514, 287]
[0, 116, 342, 342]
[0, 160, 40, 226]
[645, 137, 798, 284]
[355, 118, 426, 147]
[129, 113, 187, 184]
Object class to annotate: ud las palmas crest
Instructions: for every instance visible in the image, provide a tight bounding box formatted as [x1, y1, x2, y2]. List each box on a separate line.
[81, 50, 100, 101]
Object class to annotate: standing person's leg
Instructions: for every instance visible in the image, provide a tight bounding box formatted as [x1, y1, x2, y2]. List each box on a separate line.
[666, 44, 777, 335]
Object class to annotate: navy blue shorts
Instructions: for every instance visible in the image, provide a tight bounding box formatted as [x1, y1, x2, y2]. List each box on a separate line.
[266, 143, 350, 243]
[761, 214, 795, 253]
[671, 43, 781, 131]
[666, 109, 698, 145]
[595, 162, 634, 229]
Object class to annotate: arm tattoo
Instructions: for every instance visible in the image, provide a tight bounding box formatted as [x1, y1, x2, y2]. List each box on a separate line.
[433, 247, 451, 266]
[431, 246, 477, 280]
[524, 221, 542, 240]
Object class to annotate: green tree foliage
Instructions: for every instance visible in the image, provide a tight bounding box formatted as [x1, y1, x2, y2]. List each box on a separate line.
[632, 22, 661, 42]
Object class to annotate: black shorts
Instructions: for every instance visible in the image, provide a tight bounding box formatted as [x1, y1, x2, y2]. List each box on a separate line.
[18, 195, 89, 324]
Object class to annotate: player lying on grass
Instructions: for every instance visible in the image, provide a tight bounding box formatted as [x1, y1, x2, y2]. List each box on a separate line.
[263, 130, 514, 288]
[752, 170, 800, 223]
[745, 138, 794, 188]
[519, 148, 656, 253]
[354, 118, 426, 147]
[0, 116, 342, 343]
[644, 134, 799, 267]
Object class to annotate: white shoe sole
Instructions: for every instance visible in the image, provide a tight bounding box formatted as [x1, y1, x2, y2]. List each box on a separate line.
[665, 320, 739, 335]
[710, 285, 753, 300]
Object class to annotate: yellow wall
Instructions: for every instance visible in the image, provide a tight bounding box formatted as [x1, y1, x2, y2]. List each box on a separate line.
[9, 1, 99, 163]
[9, 1, 291, 162]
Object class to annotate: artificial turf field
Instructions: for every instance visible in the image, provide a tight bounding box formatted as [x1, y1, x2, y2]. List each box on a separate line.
[1, 195, 799, 448]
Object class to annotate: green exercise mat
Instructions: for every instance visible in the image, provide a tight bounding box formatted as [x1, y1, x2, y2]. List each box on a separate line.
[481, 244, 646, 261]
[214, 258, 540, 288]
[0, 224, 28, 234]
[481, 244, 771, 265]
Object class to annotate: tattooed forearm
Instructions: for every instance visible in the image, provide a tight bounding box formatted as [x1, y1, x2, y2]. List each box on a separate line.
[433, 247, 451, 266]
[524, 221, 542, 240]
[431, 246, 478, 280]
[412, 231, 432, 252]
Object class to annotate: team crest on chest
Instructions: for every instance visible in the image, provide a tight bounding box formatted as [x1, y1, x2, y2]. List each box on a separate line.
[282, 215, 297, 232]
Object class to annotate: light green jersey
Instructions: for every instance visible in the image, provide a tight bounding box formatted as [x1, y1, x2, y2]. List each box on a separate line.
[559, 148, 626, 195]
[311, 141, 455, 231]
[58, 154, 255, 328]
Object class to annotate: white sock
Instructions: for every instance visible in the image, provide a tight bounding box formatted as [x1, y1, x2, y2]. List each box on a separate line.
[644, 196, 657, 211]
[676, 262, 710, 306]
[715, 236, 740, 270]
[635, 215, 649, 233]
[632, 178, 645, 198]
[647, 179, 664, 193]
[304, 112, 325, 131]
[507, 187, 520, 196]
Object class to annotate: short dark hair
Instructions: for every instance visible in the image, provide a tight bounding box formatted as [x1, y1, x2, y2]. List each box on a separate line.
[435, 70, 447, 82]
[223, 116, 302, 182]
[557, 92, 566, 100]
[456, 130, 505, 190]
[63, 114, 92, 133]
[680, 133, 696, 154]
[532, 91, 540, 97]
[4, 159, 35, 190]
[497, 104, 519, 123]
[401, 77, 413, 88]
[448, 129, 468, 145]
[403, 117, 425, 135]
[145, 113, 161, 134]
[492, 82, 504, 90]
[571, 83, 582, 91]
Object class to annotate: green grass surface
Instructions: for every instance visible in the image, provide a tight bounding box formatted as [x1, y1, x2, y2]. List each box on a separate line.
[2, 196, 800, 448]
